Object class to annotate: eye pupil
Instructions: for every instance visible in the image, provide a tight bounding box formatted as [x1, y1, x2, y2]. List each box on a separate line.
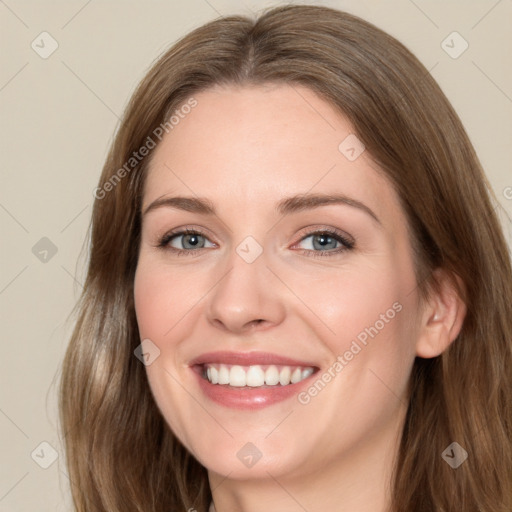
[313, 234, 337, 250]
[183, 234, 204, 249]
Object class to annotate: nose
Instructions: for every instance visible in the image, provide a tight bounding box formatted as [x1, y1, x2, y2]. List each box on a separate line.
[205, 245, 286, 334]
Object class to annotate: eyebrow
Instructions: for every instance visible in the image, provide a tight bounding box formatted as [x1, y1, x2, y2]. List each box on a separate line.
[142, 193, 381, 225]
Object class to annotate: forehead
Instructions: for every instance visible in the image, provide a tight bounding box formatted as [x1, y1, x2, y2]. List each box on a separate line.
[143, 83, 400, 225]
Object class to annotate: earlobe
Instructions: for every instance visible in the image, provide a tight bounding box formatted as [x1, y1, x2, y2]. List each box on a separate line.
[415, 269, 467, 359]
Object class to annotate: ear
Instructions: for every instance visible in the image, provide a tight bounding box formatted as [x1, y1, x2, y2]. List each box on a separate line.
[415, 268, 467, 358]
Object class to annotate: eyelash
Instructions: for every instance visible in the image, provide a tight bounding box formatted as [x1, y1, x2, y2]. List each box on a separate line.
[156, 227, 355, 258]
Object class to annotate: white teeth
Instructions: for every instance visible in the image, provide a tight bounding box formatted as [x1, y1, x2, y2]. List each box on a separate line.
[218, 365, 230, 384]
[265, 365, 280, 385]
[290, 367, 302, 384]
[279, 367, 291, 385]
[203, 363, 315, 387]
[302, 367, 314, 380]
[229, 365, 247, 387]
[246, 365, 265, 387]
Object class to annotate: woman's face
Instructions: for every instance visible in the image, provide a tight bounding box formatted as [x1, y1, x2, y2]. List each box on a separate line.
[134, 83, 422, 482]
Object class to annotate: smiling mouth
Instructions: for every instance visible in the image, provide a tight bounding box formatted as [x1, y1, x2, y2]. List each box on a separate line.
[196, 363, 319, 388]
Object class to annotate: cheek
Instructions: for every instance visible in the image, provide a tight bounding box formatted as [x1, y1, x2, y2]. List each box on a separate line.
[286, 255, 417, 398]
[133, 259, 201, 447]
[290, 268, 415, 438]
[287, 260, 407, 346]
[133, 259, 200, 340]
[134, 265, 167, 341]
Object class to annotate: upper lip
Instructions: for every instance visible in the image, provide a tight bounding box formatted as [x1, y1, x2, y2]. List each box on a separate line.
[189, 351, 319, 368]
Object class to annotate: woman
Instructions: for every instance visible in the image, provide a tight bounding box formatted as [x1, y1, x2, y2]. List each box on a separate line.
[59, 4, 512, 511]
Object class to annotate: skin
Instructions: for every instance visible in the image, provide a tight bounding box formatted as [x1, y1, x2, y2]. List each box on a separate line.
[133, 83, 466, 512]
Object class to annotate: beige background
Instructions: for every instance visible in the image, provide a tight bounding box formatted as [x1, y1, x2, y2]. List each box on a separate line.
[1, 0, 511, 510]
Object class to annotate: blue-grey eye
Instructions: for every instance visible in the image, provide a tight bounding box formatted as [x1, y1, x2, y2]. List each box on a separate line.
[169, 232, 214, 250]
[298, 233, 342, 251]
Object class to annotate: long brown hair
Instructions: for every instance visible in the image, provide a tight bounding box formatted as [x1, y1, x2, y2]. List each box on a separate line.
[59, 5, 512, 511]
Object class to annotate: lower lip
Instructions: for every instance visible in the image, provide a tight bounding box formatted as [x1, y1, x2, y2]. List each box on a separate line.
[192, 366, 317, 410]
